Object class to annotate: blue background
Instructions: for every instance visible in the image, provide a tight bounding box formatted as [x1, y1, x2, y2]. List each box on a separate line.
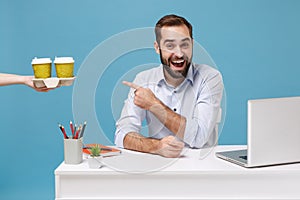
[1, 0, 300, 199]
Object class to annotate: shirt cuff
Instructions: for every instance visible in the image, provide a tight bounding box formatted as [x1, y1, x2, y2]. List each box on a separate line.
[183, 119, 207, 148]
[183, 118, 199, 148]
[114, 130, 127, 148]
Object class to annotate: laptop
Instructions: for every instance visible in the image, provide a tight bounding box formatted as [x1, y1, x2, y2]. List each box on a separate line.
[216, 96, 300, 168]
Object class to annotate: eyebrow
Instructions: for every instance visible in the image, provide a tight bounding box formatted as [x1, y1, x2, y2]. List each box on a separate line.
[181, 38, 191, 42]
[163, 39, 175, 44]
[163, 37, 191, 44]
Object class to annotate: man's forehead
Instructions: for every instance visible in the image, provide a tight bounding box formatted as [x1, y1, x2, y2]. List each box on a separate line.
[160, 26, 191, 41]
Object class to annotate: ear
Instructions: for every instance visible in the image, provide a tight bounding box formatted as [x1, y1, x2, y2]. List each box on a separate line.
[154, 41, 160, 54]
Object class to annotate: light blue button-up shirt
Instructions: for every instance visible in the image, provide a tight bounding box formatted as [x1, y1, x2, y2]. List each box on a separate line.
[115, 63, 224, 148]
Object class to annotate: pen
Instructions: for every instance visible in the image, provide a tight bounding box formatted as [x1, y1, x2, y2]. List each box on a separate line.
[83, 147, 113, 151]
[101, 148, 113, 151]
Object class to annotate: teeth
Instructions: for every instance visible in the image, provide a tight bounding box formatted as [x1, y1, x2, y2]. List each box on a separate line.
[172, 60, 184, 64]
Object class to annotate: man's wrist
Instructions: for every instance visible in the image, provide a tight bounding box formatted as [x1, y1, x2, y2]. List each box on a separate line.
[148, 137, 161, 154]
[149, 99, 166, 113]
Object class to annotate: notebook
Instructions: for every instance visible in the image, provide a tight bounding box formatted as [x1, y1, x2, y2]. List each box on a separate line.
[216, 96, 300, 168]
[83, 144, 122, 157]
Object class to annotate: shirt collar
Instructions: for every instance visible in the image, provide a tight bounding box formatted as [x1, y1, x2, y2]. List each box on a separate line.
[186, 63, 195, 85]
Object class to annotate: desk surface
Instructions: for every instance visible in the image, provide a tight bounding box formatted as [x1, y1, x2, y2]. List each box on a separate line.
[55, 145, 300, 174]
[55, 145, 300, 200]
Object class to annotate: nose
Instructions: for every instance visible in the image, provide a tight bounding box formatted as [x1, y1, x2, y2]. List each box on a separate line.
[173, 46, 184, 57]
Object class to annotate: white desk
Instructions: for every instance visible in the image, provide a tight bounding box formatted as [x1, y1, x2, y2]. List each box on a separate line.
[55, 145, 300, 200]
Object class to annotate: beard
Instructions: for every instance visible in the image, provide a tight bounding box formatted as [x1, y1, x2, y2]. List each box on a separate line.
[159, 49, 191, 79]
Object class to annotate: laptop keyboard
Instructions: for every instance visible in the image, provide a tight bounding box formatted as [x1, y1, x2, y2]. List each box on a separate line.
[239, 155, 247, 160]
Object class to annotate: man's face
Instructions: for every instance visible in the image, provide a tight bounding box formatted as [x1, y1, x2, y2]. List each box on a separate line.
[155, 25, 193, 78]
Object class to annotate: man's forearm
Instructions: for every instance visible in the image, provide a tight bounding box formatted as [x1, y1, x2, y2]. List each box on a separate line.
[123, 132, 185, 158]
[149, 101, 186, 140]
[123, 132, 160, 154]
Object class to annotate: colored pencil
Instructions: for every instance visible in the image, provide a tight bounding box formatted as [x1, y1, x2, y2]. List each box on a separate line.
[79, 121, 87, 138]
[70, 120, 74, 136]
[74, 125, 82, 139]
[58, 123, 68, 139]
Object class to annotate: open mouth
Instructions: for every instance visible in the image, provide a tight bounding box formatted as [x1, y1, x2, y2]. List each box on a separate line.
[170, 59, 185, 69]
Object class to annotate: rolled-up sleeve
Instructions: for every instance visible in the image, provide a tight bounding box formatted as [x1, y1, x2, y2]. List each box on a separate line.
[183, 70, 224, 148]
[114, 76, 146, 148]
[114, 98, 145, 148]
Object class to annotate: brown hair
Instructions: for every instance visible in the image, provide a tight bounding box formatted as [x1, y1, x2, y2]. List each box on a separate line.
[155, 14, 193, 44]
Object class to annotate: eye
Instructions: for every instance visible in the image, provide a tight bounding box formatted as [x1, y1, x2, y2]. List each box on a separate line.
[180, 42, 190, 49]
[165, 43, 175, 50]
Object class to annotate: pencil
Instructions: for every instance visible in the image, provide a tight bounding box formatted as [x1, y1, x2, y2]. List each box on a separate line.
[61, 125, 68, 139]
[58, 123, 68, 139]
[79, 121, 87, 138]
[70, 120, 74, 135]
[74, 124, 78, 137]
[74, 125, 81, 139]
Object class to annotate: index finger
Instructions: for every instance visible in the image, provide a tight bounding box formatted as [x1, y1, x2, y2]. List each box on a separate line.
[122, 81, 141, 90]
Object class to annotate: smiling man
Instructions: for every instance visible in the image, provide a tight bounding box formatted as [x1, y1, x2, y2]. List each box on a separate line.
[115, 14, 224, 158]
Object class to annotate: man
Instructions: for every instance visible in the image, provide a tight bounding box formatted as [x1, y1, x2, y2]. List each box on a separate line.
[0, 73, 52, 92]
[115, 14, 224, 158]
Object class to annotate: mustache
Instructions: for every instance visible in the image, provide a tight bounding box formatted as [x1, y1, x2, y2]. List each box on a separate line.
[169, 55, 189, 62]
[159, 49, 189, 65]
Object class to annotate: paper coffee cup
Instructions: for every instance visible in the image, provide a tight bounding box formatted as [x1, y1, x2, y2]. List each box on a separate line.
[54, 57, 74, 78]
[31, 57, 52, 78]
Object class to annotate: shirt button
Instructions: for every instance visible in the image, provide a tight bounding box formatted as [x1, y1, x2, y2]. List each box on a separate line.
[173, 108, 177, 112]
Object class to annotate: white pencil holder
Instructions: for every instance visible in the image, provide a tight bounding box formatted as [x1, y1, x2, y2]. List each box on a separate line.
[64, 138, 83, 164]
